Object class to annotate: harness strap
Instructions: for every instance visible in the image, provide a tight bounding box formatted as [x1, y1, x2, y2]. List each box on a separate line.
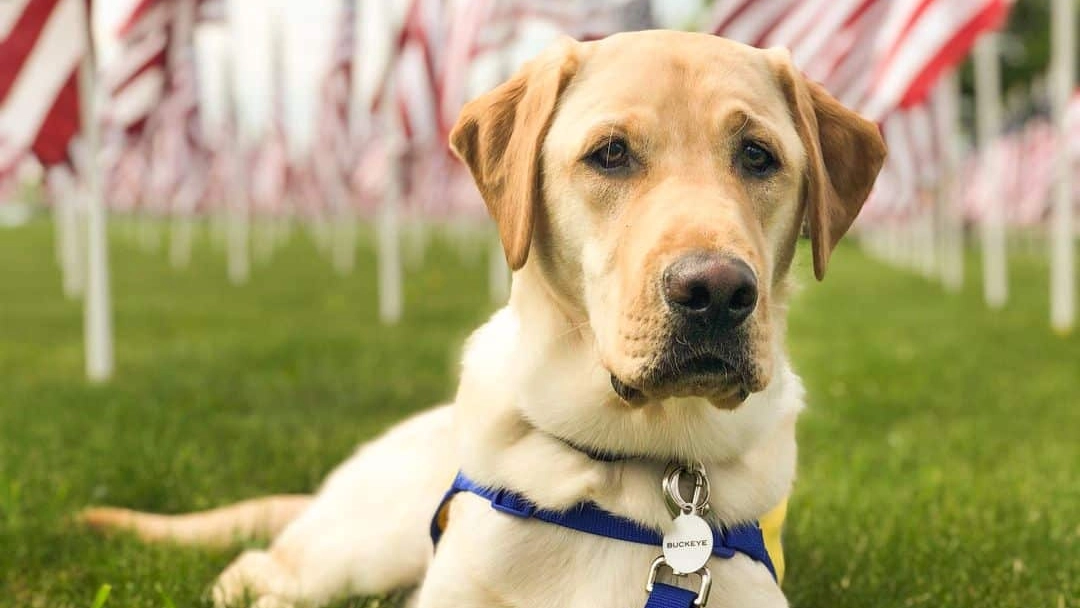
[431, 471, 778, 582]
[642, 583, 699, 608]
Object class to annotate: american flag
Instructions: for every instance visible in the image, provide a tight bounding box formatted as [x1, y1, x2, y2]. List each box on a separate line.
[392, 0, 446, 146]
[861, 0, 1009, 118]
[102, 0, 171, 134]
[313, 0, 357, 213]
[963, 95, 1078, 227]
[288, 156, 326, 219]
[328, 0, 356, 170]
[154, 0, 206, 216]
[366, 0, 452, 217]
[961, 137, 1005, 223]
[1007, 117, 1057, 225]
[249, 120, 288, 216]
[860, 91, 944, 223]
[434, 0, 644, 130]
[953, 88, 1080, 226]
[708, 0, 1010, 120]
[193, 0, 226, 144]
[191, 0, 227, 212]
[0, 0, 88, 181]
[439, 0, 502, 138]
[708, 0, 1010, 231]
[248, 6, 289, 217]
[101, 0, 173, 212]
[105, 134, 149, 212]
[391, 0, 639, 216]
[522, 0, 650, 40]
[0, 164, 17, 203]
[349, 136, 391, 217]
[198, 123, 229, 212]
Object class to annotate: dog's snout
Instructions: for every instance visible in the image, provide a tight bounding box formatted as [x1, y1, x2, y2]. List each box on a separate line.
[662, 252, 757, 329]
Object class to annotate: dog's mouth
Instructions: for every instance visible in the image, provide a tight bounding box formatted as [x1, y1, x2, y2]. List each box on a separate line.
[610, 353, 753, 407]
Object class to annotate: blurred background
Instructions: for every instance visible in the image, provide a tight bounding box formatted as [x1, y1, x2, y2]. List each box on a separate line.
[0, 1, 1077, 607]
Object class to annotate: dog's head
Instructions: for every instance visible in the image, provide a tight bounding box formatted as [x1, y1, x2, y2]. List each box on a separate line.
[452, 31, 885, 409]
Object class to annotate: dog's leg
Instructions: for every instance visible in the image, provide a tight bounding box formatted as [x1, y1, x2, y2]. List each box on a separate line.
[213, 406, 459, 607]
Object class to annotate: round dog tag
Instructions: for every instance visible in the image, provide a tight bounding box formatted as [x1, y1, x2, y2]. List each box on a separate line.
[662, 513, 714, 574]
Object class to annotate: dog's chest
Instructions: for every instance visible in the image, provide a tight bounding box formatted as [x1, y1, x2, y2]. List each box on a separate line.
[422, 492, 787, 608]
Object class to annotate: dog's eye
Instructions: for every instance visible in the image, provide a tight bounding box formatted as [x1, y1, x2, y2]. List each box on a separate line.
[738, 142, 779, 177]
[586, 139, 631, 172]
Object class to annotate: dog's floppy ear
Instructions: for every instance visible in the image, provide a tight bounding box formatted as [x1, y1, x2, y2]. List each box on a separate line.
[449, 38, 581, 271]
[769, 50, 887, 280]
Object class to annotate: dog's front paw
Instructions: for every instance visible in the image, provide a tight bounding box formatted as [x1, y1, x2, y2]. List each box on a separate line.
[212, 550, 296, 608]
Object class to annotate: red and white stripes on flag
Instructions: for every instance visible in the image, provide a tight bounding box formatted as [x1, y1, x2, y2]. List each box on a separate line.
[329, 0, 356, 170]
[249, 119, 288, 216]
[288, 156, 326, 219]
[861, 87, 944, 222]
[150, 0, 206, 215]
[708, 0, 1009, 120]
[502, 0, 637, 40]
[100, 0, 172, 211]
[860, 0, 1009, 119]
[102, 0, 171, 134]
[709, 0, 1010, 227]
[191, 0, 227, 211]
[1007, 118, 1058, 225]
[0, 0, 88, 180]
[312, 0, 356, 212]
[960, 94, 1079, 227]
[105, 134, 148, 212]
[439, 0, 502, 137]
[377, 0, 635, 151]
[372, 0, 650, 219]
[392, 0, 446, 146]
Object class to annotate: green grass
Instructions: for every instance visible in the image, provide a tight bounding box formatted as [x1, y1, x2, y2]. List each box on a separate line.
[0, 220, 1076, 608]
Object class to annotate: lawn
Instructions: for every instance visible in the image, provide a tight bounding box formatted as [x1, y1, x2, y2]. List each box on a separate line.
[0, 220, 1076, 608]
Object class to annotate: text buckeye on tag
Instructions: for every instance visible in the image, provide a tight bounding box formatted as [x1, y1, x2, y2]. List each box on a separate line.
[662, 513, 713, 574]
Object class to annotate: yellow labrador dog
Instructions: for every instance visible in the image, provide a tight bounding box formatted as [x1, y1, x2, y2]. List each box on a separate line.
[83, 31, 885, 608]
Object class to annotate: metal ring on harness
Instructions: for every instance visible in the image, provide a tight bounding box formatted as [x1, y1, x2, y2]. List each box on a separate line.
[646, 556, 712, 607]
[662, 462, 711, 517]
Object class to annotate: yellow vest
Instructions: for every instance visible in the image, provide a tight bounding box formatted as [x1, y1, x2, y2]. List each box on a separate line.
[759, 497, 788, 584]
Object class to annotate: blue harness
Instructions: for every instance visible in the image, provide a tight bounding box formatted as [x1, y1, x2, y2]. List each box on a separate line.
[431, 471, 778, 607]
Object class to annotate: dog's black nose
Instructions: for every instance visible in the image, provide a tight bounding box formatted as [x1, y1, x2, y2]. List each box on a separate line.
[662, 252, 757, 330]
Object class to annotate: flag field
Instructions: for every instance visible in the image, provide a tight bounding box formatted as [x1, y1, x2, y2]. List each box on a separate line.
[0, 220, 1077, 608]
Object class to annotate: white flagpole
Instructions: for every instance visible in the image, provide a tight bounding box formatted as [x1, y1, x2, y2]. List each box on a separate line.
[917, 199, 935, 278]
[168, 0, 198, 270]
[1049, 0, 1075, 333]
[224, 7, 249, 285]
[226, 142, 250, 284]
[169, 216, 195, 268]
[322, 158, 357, 274]
[51, 167, 85, 298]
[973, 35, 1008, 308]
[80, 9, 115, 382]
[936, 73, 964, 292]
[332, 208, 358, 275]
[362, 0, 402, 323]
[377, 99, 404, 324]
